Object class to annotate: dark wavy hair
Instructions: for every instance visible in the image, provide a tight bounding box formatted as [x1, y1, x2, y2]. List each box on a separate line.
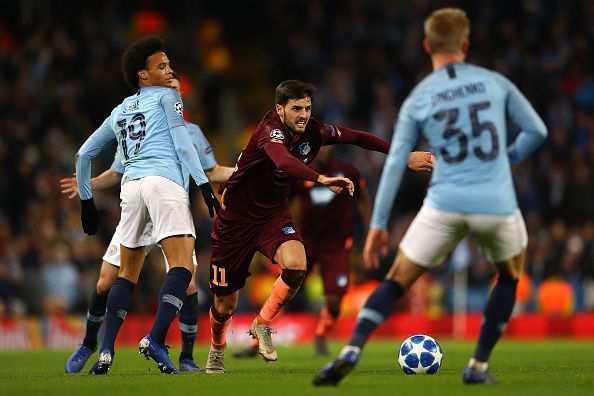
[274, 80, 316, 105]
[121, 35, 165, 89]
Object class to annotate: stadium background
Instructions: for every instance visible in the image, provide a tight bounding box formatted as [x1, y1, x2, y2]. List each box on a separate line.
[1, 0, 594, 348]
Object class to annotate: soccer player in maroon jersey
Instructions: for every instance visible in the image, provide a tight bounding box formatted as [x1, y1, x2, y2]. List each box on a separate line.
[205, 80, 429, 374]
[232, 145, 433, 359]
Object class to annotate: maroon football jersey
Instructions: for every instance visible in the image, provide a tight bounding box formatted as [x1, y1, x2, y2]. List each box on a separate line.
[221, 111, 341, 223]
[293, 157, 363, 249]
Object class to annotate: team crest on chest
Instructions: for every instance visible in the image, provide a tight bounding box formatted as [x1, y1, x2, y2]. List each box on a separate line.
[298, 142, 311, 156]
[282, 226, 296, 234]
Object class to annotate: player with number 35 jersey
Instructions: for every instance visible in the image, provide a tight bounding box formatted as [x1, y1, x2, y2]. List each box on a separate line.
[315, 8, 547, 387]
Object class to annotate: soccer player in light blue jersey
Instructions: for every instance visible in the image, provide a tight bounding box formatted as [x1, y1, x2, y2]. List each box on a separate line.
[73, 36, 220, 375]
[62, 73, 233, 374]
[314, 8, 547, 386]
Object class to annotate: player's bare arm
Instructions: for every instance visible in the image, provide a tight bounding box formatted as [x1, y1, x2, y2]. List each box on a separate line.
[61, 169, 122, 199]
[205, 164, 235, 184]
[363, 227, 389, 269]
[331, 126, 433, 172]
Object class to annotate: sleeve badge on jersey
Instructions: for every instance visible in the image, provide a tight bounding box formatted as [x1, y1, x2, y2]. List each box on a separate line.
[270, 129, 285, 140]
[329, 125, 337, 136]
[174, 101, 183, 116]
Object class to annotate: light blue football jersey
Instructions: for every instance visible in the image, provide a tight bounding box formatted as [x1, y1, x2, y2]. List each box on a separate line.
[371, 62, 547, 229]
[76, 86, 209, 200]
[111, 121, 217, 192]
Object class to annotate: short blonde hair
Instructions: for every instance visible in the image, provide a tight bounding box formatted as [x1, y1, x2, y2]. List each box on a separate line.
[424, 8, 470, 54]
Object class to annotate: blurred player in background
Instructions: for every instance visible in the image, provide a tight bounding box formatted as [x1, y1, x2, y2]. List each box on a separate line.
[204, 79, 430, 374]
[74, 36, 220, 375]
[233, 146, 433, 358]
[61, 72, 233, 373]
[314, 7, 547, 386]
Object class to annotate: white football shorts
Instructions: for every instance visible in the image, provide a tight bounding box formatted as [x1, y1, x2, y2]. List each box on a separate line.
[119, 175, 195, 248]
[399, 204, 528, 268]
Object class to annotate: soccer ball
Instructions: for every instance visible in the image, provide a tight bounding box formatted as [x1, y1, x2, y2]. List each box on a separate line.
[397, 334, 443, 375]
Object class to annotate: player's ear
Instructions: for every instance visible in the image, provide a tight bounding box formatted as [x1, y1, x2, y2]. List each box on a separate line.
[461, 39, 470, 55]
[275, 103, 284, 118]
[422, 39, 432, 55]
[138, 69, 148, 82]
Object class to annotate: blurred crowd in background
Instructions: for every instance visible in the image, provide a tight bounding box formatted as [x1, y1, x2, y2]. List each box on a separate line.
[1, 0, 594, 319]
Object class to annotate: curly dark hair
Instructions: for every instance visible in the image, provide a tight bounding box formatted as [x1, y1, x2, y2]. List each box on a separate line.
[274, 80, 316, 105]
[121, 35, 166, 89]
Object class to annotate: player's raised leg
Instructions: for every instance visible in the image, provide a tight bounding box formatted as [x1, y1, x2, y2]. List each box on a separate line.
[65, 260, 118, 373]
[313, 251, 425, 386]
[251, 240, 307, 362]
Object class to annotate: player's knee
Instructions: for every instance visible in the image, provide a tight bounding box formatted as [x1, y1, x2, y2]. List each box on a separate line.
[281, 269, 307, 289]
[211, 304, 235, 322]
[214, 295, 237, 318]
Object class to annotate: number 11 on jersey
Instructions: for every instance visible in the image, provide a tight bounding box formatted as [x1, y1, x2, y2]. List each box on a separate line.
[211, 264, 228, 287]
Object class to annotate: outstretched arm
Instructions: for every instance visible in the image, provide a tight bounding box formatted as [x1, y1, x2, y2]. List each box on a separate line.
[188, 124, 234, 183]
[264, 142, 320, 181]
[364, 139, 415, 268]
[264, 143, 354, 195]
[333, 126, 391, 153]
[364, 96, 420, 268]
[328, 125, 434, 172]
[60, 169, 122, 199]
[205, 164, 235, 184]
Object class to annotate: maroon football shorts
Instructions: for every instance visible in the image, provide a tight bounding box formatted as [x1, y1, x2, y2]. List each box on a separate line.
[209, 212, 303, 295]
[304, 239, 351, 296]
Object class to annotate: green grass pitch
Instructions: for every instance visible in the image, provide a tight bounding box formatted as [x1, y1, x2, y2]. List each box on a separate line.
[1, 340, 593, 395]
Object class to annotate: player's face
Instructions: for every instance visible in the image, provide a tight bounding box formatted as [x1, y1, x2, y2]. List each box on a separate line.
[276, 97, 312, 134]
[141, 51, 174, 88]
